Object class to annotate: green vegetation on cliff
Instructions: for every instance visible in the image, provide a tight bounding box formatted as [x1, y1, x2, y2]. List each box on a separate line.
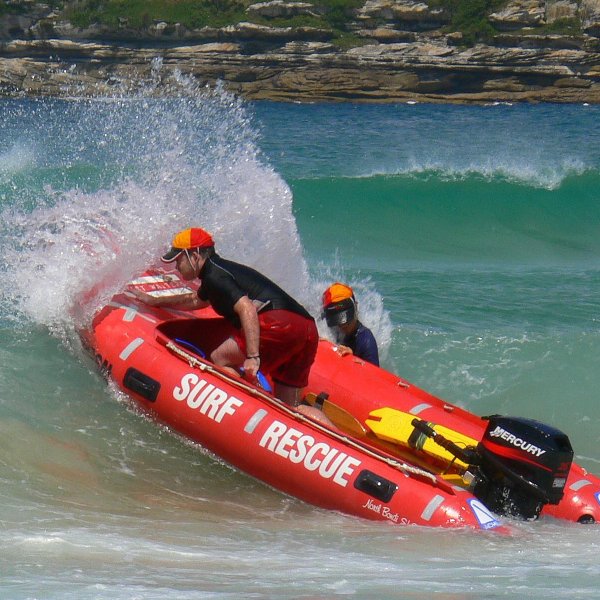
[64, 0, 247, 29]
[64, 0, 496, 36]
[0, 0, 62, 17]
[60, 0, 366, 47]
[62, 0, 363, 30]
[2, 0, 586, 46]
[430, 0, 506, 44]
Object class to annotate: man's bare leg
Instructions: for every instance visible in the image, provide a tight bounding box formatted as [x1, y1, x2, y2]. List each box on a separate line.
[210, 337, 246, 378]
[273, 382, 299, 406]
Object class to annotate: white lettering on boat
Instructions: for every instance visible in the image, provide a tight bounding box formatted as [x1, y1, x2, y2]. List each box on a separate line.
[259, 420, 361, 487]
[488, 425, 546, 457]
[173, 373, 243, 423]
[361, 498, 404, 523]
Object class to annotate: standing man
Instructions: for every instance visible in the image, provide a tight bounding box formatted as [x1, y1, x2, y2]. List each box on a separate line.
[322, 283, 379, 366]
[157, 227, 319, 409]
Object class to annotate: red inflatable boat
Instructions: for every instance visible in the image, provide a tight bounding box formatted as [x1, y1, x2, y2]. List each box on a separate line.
[83, 269, 600, 531]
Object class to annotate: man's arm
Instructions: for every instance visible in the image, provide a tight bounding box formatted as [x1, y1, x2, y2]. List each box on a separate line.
[234, 295, 261, 379]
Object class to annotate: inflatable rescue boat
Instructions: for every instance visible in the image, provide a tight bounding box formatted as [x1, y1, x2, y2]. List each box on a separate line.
[83, 269, 600, 531]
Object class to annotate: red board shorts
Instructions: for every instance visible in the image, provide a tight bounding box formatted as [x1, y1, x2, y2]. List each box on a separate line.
[232, 309, 318, 388]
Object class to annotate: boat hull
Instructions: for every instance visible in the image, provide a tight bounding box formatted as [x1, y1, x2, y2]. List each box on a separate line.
[85, 271, 600, 529]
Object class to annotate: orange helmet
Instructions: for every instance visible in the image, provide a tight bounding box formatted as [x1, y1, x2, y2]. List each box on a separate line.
[322, 283, 356, 327]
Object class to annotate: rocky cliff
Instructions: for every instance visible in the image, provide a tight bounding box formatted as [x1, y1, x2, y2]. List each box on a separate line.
[1, 0, 599, 103]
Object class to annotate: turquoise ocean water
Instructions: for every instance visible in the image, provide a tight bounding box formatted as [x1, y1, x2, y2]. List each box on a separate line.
[1, 88, 599, 598]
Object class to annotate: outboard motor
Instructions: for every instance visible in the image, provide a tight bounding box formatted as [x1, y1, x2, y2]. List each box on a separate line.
[472, 416, 574, 520]
[411, 415, 574, 521]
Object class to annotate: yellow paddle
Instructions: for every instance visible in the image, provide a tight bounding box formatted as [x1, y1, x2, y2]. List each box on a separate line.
[303, 392, 368, 437]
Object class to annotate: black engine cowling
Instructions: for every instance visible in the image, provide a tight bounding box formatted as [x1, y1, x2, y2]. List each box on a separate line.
[472, 415, 573, 520]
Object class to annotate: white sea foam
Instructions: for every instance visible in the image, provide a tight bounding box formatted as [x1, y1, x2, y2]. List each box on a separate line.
[0, 84, 312, 338]
[351, 155, 589, 189]
[0, 141, 36, 175]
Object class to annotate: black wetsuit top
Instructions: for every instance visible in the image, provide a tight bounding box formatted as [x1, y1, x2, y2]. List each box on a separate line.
[197, 253, 312, 328]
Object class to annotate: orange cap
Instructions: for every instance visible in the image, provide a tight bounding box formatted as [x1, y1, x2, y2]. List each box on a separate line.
[161, 227, 214, 262]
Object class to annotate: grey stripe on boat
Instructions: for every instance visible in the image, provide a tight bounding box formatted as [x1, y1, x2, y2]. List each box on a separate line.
[109, 301, 157, 323]
[123, 308, 140, 322]
[245, 409, 268, 434]
[421, 494, 445, 521]
[119, 337, 144, 360]
[410, 403, 432, 415]
[569, 479, 592, 491]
